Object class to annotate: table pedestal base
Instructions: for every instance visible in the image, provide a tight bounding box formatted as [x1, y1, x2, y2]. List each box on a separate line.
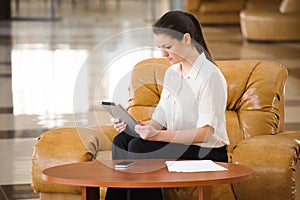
[82, 187, 100, 200]
[81, 186, 210, 200]
[198, 186, 211, 200]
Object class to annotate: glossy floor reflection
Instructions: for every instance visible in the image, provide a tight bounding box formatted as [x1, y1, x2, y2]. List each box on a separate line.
[0, 0, 300, 199]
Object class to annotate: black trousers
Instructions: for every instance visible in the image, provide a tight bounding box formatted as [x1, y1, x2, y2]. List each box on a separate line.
[105, 132, 228, 200]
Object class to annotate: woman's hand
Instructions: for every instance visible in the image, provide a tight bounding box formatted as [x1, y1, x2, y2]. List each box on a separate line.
[111, 118, 126, 133]
[135, 121, 161, 140]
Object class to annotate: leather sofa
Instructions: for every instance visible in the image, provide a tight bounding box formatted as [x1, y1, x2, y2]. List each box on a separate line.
[32, 59, 300, 200]
[184, 0, 246, 25]
[240, 0, 300, 41]
[244, 0, 282, 10]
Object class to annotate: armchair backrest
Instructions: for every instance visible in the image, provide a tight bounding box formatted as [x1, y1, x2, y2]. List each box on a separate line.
[279, 0, 300, 13]
[128, 58, 288, 153]
[245, 0, 282, 9]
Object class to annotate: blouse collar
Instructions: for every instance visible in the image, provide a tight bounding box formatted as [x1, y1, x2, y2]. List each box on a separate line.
[175, 52, 206, 80]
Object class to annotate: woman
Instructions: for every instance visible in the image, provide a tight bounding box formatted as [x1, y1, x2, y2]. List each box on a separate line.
[105, 10, 229, 200]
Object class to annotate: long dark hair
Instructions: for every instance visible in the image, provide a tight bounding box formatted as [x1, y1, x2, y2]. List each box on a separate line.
[152, 10, 213, 61]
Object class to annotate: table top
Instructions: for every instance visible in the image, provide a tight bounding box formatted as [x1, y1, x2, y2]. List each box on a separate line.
[42, 159, 253, 188]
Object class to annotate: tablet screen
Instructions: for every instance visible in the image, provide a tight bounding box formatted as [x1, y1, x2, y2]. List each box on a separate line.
[98, 101, 138, 134]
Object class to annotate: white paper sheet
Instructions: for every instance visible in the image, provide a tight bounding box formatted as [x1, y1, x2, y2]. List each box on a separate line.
[165, 160, 228, 172]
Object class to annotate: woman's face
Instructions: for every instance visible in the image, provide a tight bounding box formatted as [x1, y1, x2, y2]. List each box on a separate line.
[154, 33, 188, 65]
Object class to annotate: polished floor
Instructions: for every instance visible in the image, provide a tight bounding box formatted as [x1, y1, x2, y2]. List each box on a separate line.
[0, 0, 300, 199]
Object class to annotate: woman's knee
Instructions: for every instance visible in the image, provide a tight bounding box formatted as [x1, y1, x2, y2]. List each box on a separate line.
[112, 132, 131, 146]
[127, 138, 151, 159]
[127, 139, 169, 159]
[128, 138, 145, 153]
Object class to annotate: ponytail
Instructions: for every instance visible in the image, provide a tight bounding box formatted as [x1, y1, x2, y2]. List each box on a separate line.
[184, 12, 212, 58]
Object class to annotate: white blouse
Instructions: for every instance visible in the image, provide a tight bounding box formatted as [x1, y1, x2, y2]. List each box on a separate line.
[152, 53, 229, 148]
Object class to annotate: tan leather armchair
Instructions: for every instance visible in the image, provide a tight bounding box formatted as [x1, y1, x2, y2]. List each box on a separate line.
[240, 0, 300, 41]
[184, 0, 246, 25]
[32, 59, 300, 200]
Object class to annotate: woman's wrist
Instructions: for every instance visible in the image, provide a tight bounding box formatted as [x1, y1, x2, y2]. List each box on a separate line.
[149, 129, 162, 141]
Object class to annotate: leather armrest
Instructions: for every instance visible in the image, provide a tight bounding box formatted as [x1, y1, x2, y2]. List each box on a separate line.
[31, 126, 114, 193]
[32, 127, 92, 193]
[231, 133, 300, 199]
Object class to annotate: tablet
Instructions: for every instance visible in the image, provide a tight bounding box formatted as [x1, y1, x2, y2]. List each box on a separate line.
[98, 101, 138, 134]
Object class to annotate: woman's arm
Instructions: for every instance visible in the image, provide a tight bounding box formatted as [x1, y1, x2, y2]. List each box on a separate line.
[142, 119, 165, 130]
[135, 122, 214, 144]
[112, 118, 165, 134]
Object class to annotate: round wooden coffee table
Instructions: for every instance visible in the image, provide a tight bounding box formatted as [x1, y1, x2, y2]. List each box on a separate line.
[42, 159, 252, 200]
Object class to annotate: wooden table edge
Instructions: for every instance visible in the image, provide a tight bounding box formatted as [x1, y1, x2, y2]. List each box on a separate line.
[42, 160, 253, 200]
